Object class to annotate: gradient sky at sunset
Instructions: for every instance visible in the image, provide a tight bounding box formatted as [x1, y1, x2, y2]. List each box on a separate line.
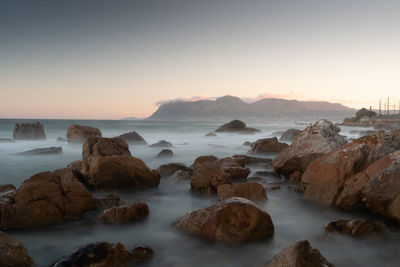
[1, 0, 400, 119]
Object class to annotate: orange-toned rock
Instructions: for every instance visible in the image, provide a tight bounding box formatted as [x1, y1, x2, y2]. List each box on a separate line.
[217, 182, 267, 201]
[0, 231, 34, 267]
[324, 218, 384, 237]
[266, 240, 333, 267]
[66, 124, 102, 143]
[95, 202, 149, 224]
[191, 161, 231, 194]
[249, 137, 289, 154]
[173, 197, 274, 242]
[191, 155, 218, 167]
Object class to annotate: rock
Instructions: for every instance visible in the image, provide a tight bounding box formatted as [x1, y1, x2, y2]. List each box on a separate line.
[0, 138, 14, 143]
[272, 119, 347, 176]
[205, 132, 216, 137]
[242, 141, 252, 146]
[249, 137, 289, 154]
[0, 231, 33, 267]
[51, 242, 153, 267]
[117, 131, 147, 144]
[190, 161, 231, 194]
[324, 218, 384, 237]
[156, 149, 174, 158]
[57, 137, 66, 142]
[95, 202, 149, 224]
[233, 154, 272, 165]
[67, 160, 82, 174]
[280, 128, 302, 141]
[255, 171, 280, 178]
[66, 124, 102, 143]
[192, 155, 218, 167]
[288, 171, 302, 184]
[0, 168, 97, 230]
[149, 140, 172, 147]
[288, 185, 302, 193]
[17, 146, 62, 155]
[266, 184, 281, 191]
[168, 170, 191, 182]
[80, 138, 160, 191]
[215, 120, 261, 134]
[266, 240, 333, 267]
[13, 122, 46, 140]
[157, 163, 193, 177]
[173, 197, 274, 242]
[96, 194, 125, 211]
[217, 182, 267, 202]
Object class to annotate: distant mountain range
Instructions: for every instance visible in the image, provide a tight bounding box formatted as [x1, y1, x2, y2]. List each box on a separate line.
[146, 95, 355, 121]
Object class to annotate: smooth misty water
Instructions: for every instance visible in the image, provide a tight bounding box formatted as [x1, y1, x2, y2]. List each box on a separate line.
[0, 119, 399, 267]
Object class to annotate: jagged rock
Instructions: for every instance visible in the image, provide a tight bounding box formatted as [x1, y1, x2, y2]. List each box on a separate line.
[95, 202, 149, 224]
[156, 149, 174, 158]
[51, 242, 153, 267]
[17, 146, 62, 155]
[13, 122, 46, 140]
[66, 124, 102, 143]
[280, 128, 302, 141]
[0, 231, 34, 267]
[266, 240, 333, 267]
[249, 137, 289, 154]
[215, 120, 261, 134]
[149, 140, 172, 147]
[96, 194, 125, 211]
[173, 197, 274, 242]
[325, 218, 384, 237]
[157, 163, 193, 177]
[217, 182, 267, 201]
[116, 131, 147, 144]
[273, 119, 347, 176]
[205, 132, 216, 137]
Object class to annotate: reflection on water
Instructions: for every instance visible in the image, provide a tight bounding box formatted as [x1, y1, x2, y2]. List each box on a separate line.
[1, 119, 399, 266]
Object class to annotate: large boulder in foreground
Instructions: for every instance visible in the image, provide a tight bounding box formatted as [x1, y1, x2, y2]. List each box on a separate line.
[249, 137, 289, 154]
[0, 231, 33, 267]
[217, 182, 267, 202]
[173, 197, 274, 242]
[95, 202, 149, 224]
[117, 131, 147, 144]
[0, 168, 97, 230]
[272, 119, 347, 176]
[51, 242, 153, 267]
[215, 120, 261, 134]
[266, 240, 333, 267]
[80, 138, 160, 191]
[13, 122, 46, 140]
[66, 124, 102, 143]
[280, 128, 302, 141]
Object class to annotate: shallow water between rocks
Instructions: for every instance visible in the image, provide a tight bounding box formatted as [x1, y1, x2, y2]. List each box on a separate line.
[0, 119, 399, 267]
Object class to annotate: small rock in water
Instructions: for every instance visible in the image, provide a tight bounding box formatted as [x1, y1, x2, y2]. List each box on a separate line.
[205, 132, 216, 137]
[325, 218, 385, 237]
[13, 122, 46, 140]
[94, 202, 149, 224]
[17, 146, 62, 155]
[66, 124, 102, 143]
[156, 149, 174, 158]
[249, 137, 289, 154]
[149, 140, 172, 147]
[117, 131, 147, 144]
[242, 141, 252, 146]
[56, 137, 66, 142]
[215, 120, 261, 134]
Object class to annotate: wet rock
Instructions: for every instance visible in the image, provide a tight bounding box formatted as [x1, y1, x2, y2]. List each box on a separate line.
[156, 149, 174, 158]
[13, 122, 46, 140]
[273, 119, 347, 176]
[157, 163, 193, 177]
[51, 242, 153, 267]
[205, 132, 216, 137]
[149, 140, 172, 147]
[266, 240, 333, 267]
[116, 131, 147, 144]
[96, 194, 125, 211]
[66, 124, 102, 143]
[0, 168, 97, 230]
[67, 160, 82, 174]
[192, 155, 218, 167]
[217, 182, 267, 202]
[173, 197, 274, 242]
[17, 146, 62, 155]
[233, 154, 273, 165]
[0, 231, 34, 267]
[95, 202, 149, 224]
[325, 218, 384, 237]
[168, 170, 191, 182]
[217, 157, 250, 180]
[242, 141, 252, 146]
[0, 138, 14, 143]
[215, 120, 261, 134]
[288, 171, 302, 184]
[280, 128, 302, 141]
[190, 161, 231, 194]
[57, 137, 66, 142]
[249, 137, 289, 154]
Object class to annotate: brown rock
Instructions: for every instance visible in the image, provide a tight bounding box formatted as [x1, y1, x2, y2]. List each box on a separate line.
[215, 120, 261, 134]
[13, 122, 46, 140]
[324, 218, 384, 237]
[0, 231, 33, 267]
[192, 155, 218, 167]
[280, 128, 302, 141]
[168, 170, 191, 182]
[95, 202, 149, 224]
[117, 131, 147, 144]
[190, 161, 231, 194]
[217, 182, 267, 201]
[249, 137, 289, 154]
[51, 242, 153, 267]
[66, 124, 102, 143]
[173, 197, 274, 242]
[266, 240, 333, 267]
[96, 194, 125, 211]
[157, 163, 193, 177]
[233, 154, 272, 165]
[288, 171, 302, 184]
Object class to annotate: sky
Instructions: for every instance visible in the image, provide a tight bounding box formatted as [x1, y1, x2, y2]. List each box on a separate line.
[1, 0, 400, 119]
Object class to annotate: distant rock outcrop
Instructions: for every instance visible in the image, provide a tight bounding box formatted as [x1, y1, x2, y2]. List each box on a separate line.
[13, 122, 46, 140]
[156, 149, 174, 158]
[215, 120, 261, 134]
[149, 140, 172, 147]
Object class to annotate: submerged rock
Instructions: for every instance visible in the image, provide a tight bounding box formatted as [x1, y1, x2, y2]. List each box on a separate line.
[66, 124, 102, 143]
[173, 197, 274, 242]
[205, 132, 216, 137]
[95, 202, 149, 224]
[325, 218, 384, 237]
[156, 149, 174, 158]
[17, 146, 62, 155]
[249, 137, 289, 154]
[117, 131, 147, 144]
[215, 120, 261, 134]
[280, 128, 302, 141]
[266, 240, 333, 267]
[0, 231, 34, 267]
[217, 182, 267, 202]
[13, 122, 46, 140]
[149, 140, 172, 147]
[51, 242, 153, 267]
